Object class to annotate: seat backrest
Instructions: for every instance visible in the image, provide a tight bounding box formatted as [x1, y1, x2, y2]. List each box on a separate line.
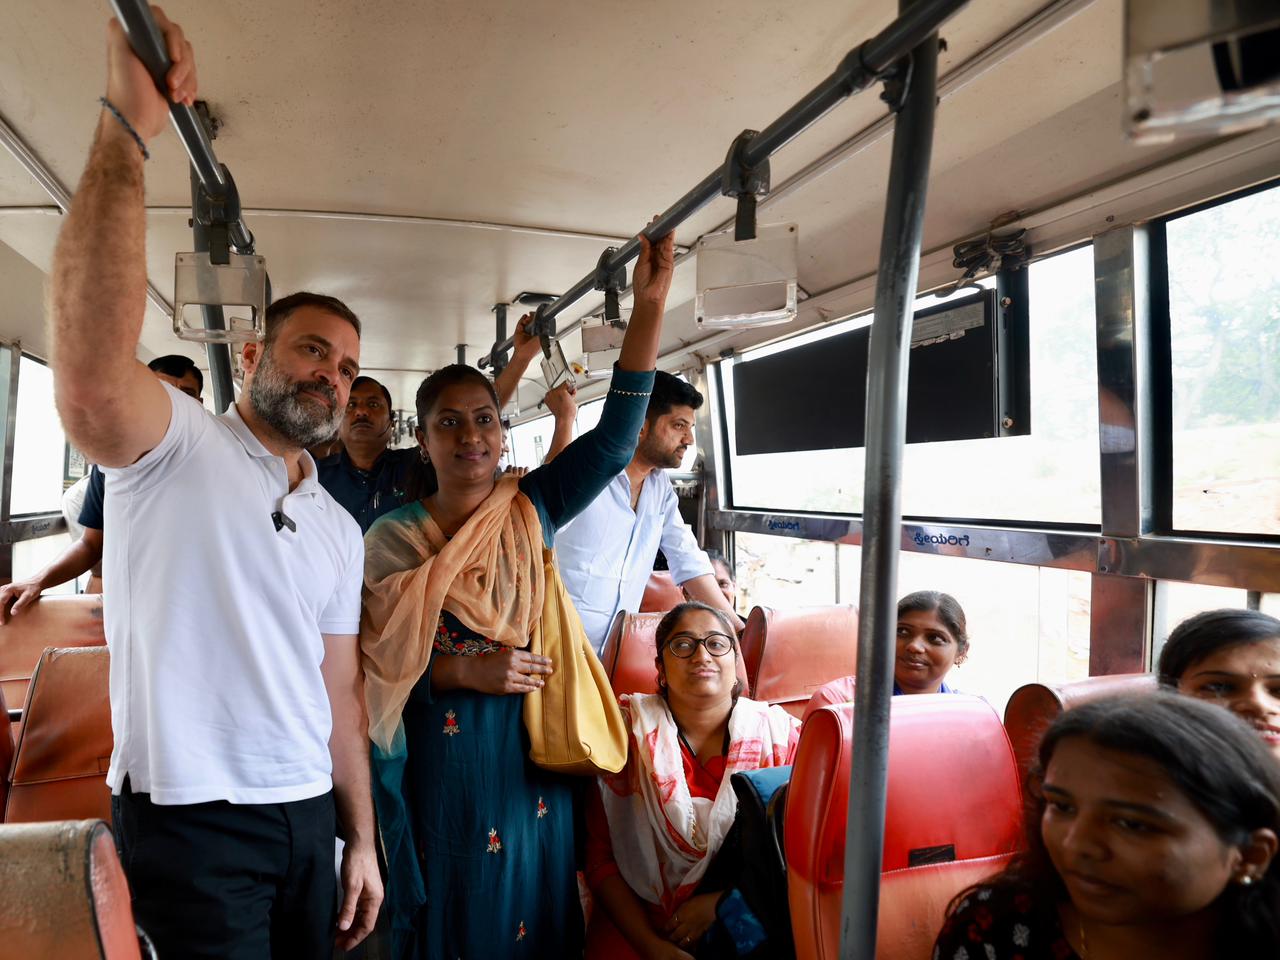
[600, 609, 751, 698]
[0, 819, 142, 959]
[876, 854, 1015, 960]
[0, 594, 105, 715]
[740, 605, 857, 717]
[6, 647, 113, 824]
[639, 571, 685, 613]
[1004, 673, 1156, 787]
[785, 696, 1024, 960]
[600, 611, 666, 696]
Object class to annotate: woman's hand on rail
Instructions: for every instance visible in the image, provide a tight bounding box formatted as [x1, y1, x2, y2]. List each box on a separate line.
[106, 5, 198, 142]
[632, 224, 677, 309]
[512, 312, 542, 360]
[462, 647, 554, 695]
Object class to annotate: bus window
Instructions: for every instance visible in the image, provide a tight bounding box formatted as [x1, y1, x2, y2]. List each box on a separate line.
[1167, 183, 1280, 536]
[723, 245, 1100, 524]
[1152, 580, 1252, 665]
[834, 545, 1091, 714]
[735, 531, 838, 610]
[507, 414, 555, 468]
[10, 356, 69, 516]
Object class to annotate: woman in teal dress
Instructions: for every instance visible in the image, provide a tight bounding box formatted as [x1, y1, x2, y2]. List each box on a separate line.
[359, 230, 675, 959]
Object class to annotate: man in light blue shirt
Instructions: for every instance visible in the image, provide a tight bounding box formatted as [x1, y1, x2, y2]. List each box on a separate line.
[552, 371, 744, 652]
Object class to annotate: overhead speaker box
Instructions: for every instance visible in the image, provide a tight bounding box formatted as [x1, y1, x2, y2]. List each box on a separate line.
[695, 222, 798, 329]
[1126, 0, 1280, 142]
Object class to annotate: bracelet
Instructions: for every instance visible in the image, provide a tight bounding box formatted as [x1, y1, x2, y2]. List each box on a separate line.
[98, 97, 150, 160]
[608, 388, 652, 397]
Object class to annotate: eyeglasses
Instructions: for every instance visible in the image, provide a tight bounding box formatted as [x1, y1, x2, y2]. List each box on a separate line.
[664, 632, 735, 658]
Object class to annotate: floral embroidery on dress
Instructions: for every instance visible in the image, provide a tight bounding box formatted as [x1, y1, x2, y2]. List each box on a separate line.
[443, 710, 460, 736]
[487, 828, 503, 853]
[536, 796, 548, 819]
[516, 920, 526, 941]
[1012, 924, 1030, 947]
[434, 616, 504, 657]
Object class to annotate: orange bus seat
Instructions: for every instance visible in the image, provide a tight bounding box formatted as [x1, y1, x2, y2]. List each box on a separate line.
[0, 683, 12, 816]
[0, 593, 105, 717]
[639, 571, 685, 613]
[1004, 673, 1155, 788]
[600, 609, 750, 698]
[785, 695, 1024, 960]
[0, 819, 142, 959]
[740, 605, 857, 718]
[876, 854, 1016, 960]
[6, 647, 113, 824]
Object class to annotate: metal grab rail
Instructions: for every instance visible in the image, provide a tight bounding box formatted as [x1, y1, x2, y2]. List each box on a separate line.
[108, 0, 254, 254]
[842, 5, 942, 957]
[478, 0, 969, 366]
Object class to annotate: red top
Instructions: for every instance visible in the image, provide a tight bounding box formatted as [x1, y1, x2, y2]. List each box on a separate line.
[585, 736, 726, 894]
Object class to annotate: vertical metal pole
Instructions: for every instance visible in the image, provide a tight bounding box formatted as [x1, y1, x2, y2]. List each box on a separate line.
[456, 344, 467, 366]
[189, 164, 236, 413]
[839, 12, 939, 960]
[0, 344, 19, 583]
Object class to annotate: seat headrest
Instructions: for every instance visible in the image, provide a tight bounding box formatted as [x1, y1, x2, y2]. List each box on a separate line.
[786, 695, 1023, 884]
[601, 610, 750, 697]
[740, 605, 857, 705]
[639, 572, 686, 613]
[0, 819, 142, 959]
[1004, 674, 1156, 786]
[0, 593, 105, 709]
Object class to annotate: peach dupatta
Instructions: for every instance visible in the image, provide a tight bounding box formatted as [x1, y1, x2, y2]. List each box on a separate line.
[360, 475, 545, 751]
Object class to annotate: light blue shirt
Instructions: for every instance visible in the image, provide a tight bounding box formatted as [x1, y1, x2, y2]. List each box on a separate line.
[555, 467, 713, 653]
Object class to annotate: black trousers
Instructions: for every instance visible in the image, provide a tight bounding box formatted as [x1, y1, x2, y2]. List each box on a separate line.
[111, 781, 337, 960]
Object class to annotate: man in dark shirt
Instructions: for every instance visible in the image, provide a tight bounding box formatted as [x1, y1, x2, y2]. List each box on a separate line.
[316, 376, 418, 534]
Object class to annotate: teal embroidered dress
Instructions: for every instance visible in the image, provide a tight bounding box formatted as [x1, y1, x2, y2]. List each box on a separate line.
[369, 367, 654, 959]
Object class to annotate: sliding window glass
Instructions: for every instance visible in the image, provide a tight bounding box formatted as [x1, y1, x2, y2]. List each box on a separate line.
[1166, 183, 1280, 535]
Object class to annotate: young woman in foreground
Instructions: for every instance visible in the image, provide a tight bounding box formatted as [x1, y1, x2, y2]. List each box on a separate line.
[934, 694, 1280, 960]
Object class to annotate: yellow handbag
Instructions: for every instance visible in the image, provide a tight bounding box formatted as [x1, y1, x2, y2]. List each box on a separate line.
[523, 547, 629, 775]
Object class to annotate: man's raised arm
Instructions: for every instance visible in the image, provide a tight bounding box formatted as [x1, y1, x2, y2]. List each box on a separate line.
[50, 9, 199, 467]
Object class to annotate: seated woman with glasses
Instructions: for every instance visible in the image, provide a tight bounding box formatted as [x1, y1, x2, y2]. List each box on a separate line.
[585, 601, 800, 959]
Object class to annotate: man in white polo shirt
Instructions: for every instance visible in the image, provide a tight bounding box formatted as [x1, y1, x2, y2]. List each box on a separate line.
[47, 11, 381, 956]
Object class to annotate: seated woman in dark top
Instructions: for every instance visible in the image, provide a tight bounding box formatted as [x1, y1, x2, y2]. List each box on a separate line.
[1157, 608, 1280, 761]
[586, 601, 800, 959]
[359, 230, 674, 959]
[803, 590, 968, 720]
[934, 693, 1280, 960]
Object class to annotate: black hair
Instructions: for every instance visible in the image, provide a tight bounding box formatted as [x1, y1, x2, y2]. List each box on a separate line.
[147, 354, 203, 394]
[706, 548, 735, 584]
[351, 375, 393, 411]
[404, 364, 502, 501]
[898, 590, 969, 659]
[654, 600, 744, 700]
[950, 693, 1280, 957]
[264, 291, 362, 344]
[1158, 609, 1280, 687]
[646, 370, 703, 422]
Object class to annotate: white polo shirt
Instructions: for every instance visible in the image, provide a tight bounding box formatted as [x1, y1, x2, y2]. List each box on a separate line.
[101, 384, 363, 805]
[555, 467, 712, 653]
